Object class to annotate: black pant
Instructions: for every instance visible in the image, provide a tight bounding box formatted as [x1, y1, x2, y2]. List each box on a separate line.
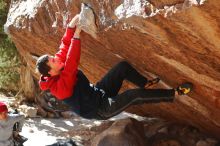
[95, 61, 175, 119]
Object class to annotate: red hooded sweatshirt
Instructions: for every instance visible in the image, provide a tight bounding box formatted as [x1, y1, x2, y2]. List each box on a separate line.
[39, 27, 81, 100]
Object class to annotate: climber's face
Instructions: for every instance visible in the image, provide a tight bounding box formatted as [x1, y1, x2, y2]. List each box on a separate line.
[47, 56, 64, 76]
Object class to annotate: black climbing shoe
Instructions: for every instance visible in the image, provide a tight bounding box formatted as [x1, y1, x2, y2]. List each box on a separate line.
[13, 133, 28, 145]
[176, 82, 193, 95]
[145, 77, 160, 88]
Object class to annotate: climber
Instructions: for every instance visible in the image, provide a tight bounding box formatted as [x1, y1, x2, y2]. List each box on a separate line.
[36, 14, 193, 120]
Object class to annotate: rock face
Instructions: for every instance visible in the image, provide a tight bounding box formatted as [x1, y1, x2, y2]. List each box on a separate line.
[91, 118, 146, 146]
[4, 0, 220, 138]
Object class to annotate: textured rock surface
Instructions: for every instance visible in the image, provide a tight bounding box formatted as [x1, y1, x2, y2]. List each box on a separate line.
[91, 118, 146, 146]
[4, 0, 220, 138]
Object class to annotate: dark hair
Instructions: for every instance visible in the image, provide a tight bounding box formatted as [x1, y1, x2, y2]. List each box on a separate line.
[36, 54, 51, 77]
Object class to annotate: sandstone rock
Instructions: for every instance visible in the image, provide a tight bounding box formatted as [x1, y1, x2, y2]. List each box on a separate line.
[4, 0, 220, 139]
[152, 139, 181, 146]
[37, 105, 48, 118]
[196, 140, 210, 146]
[205, 138, 218, 146]
[91, 118, 147, 146]
[60, 111, 76, 119]
[18, 105, 37, 118]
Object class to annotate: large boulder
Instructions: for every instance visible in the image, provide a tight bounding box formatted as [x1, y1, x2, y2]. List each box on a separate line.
[4, 0, 220, 138]
[91, 118, 147, 146]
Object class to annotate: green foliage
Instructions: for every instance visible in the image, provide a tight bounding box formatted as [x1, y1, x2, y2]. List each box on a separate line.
[0, 0, 21, 93]
[0, 0, 7, 33]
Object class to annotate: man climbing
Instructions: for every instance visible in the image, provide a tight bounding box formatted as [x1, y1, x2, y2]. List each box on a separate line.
[36, 14, 193, 120]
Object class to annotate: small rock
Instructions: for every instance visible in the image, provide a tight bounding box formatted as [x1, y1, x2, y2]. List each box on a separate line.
[37, 106, 47, 117]
[29, 129, 34, 133]
[153, 139, 181, 146]
[206, 138, 218, 145]
[158, 127, 168, 134]
[47, 112, 56, 118]
[91, 118, 147, 146]
[61, 111, 75, 118]
[196, 140, 210, 146]
[18, 105, 37, 118]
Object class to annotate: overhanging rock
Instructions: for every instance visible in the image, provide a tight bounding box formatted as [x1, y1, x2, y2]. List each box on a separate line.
[5, 0, 220, 138]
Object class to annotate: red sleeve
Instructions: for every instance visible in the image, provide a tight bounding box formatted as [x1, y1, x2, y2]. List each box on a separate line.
[49, 39, 81, 99]
[55, 27, 76, 62]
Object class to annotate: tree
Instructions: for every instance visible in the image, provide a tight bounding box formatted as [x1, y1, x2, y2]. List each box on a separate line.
[0, 0, 21, 95]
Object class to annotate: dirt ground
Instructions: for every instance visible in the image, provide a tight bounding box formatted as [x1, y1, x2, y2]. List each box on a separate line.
[1, 94, 219, 146]
[0, 94, 145, 145]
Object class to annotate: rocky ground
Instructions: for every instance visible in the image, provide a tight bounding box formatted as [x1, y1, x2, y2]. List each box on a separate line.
[0, 94, 219, 146]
